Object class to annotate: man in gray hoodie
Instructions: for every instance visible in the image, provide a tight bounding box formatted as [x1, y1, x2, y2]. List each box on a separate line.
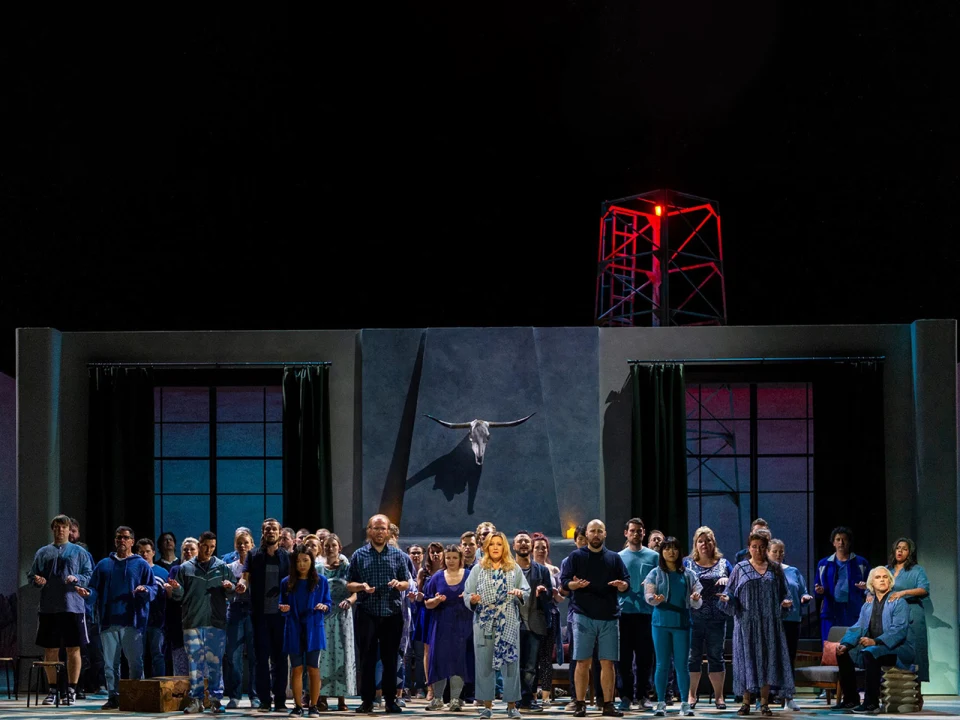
[28, 514, 93, 706]
[168, 530, 236, 714]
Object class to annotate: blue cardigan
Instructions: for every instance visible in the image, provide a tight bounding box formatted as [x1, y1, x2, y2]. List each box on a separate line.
[817, 553, 870, 622]
[840, 595, 915, 669]
[280, 576, 332, 655]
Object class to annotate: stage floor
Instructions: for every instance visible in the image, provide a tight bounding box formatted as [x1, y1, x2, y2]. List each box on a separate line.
[2, 695, 960, 718]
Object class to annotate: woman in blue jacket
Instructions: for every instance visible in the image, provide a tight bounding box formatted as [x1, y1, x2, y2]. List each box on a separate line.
[835, 566, 915, 714]
[280, 544, 332, 717]
[643, 537, 703, 717]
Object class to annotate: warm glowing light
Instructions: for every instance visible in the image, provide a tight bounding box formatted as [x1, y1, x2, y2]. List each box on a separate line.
[654, 205, 662, 217]
[566, 526, 576, 539]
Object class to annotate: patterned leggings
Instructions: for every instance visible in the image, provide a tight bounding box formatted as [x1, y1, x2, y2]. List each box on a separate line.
[183, 627, 227, 700]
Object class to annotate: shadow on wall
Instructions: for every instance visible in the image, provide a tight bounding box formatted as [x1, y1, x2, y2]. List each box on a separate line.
[405, 435, 483, 515]
[603, 374, 633, 529]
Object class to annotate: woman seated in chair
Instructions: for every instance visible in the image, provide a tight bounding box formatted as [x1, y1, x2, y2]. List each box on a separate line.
[835, 566, 915, 714]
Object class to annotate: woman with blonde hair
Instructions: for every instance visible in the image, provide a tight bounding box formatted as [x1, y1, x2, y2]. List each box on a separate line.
[464, 532, 530, 719]
[683, 526, 733, 710]
[224, 531, 258, 709]
[835, 566, 915, 714]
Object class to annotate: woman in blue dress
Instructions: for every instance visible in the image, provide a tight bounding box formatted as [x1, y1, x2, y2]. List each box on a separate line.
[719, 530, 794, 717]
[887, 538, 930, 708]
[424, 545, 475, 711]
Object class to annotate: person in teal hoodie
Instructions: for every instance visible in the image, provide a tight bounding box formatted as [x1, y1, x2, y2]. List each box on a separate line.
[280, 544, 332, 717]
[79, 525, 156, 710]
[168, 530, 237, 714]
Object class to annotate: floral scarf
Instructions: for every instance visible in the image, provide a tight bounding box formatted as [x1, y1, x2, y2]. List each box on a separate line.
[476, 567, 520, 669]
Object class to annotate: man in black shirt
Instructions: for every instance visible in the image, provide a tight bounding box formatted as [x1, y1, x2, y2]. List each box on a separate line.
[560, 520, 630, 718]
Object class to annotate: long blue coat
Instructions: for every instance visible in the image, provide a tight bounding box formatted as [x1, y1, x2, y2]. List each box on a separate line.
[840, 595, 915, 670]
[280, 575, 332, 655]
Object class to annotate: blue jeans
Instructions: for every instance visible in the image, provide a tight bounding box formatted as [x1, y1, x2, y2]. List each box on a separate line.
[688, 620, 725, 673]
[145, 626, 166, 677]
[519, 628, 542, 706]
[652, 626, 691, 702]
[224, 616, 257, 701]
[101, 625, 144, 697]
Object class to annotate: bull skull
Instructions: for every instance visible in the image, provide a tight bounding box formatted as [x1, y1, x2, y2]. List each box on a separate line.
[424, 412, 536, 465]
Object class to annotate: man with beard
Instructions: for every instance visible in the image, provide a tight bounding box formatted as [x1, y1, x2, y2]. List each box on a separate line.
[616, 518, 659, 711]
[513, 532, 552, 713]
[347, 514, 411, 713]
[560, 520, 630, 718]
[236, 518, 291, 713]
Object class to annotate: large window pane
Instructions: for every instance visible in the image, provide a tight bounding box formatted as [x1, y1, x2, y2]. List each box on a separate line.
[218, 459, 265, 494]
[160, 388, 209, 422]
[162, 423, 210, 457]
[692, 457, 750, 493]
[757, 493, 813, 596]
[217, 495, 267, 546]
[265, 423, 282, 457]
[218, 387, 266, 422]
[161, 494, 210, 548]
[697, 420, 750, 455]
[266, 494, 283, 524]
[265, 389, 283, 422]
[217, 423, 264, 457]
[757, 384, 807, 419]
[161, 460, 210, 493]
[757, 420, 807, 454]
[758, 457, 808, 492]
[698, 493, 749, 561]
[698, 384, 750, 420]
[266, 460, 282, 494]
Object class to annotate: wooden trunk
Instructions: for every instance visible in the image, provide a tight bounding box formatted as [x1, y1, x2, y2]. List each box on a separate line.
[119, 676, 209, 712]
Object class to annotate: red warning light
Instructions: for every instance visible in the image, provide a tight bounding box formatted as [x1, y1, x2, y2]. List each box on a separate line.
[654, 205, 662, 217]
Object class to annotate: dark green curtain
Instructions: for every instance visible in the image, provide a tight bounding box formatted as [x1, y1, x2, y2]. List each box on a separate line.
[631, 363, 688, 542]
[282, 365, 333, 531]
[813, 361, 886, 566]
[86, 367, 155, 561]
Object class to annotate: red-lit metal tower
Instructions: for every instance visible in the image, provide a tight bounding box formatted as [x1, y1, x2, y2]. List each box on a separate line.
[595, 189, 726, 327]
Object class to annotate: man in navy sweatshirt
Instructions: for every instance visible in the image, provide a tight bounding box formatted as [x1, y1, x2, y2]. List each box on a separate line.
[80, 525, 156, 710]
[28, 514, 93, 706]
[560, 519, 630, 719]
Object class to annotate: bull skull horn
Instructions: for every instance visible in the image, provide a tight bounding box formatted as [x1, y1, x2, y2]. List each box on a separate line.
[423, 414, 473, 429]
[487, 412, 537, 428]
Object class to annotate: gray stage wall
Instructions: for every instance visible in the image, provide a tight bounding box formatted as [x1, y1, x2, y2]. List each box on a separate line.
[361, 328, 600, 543]
[14, 320, 959, 692]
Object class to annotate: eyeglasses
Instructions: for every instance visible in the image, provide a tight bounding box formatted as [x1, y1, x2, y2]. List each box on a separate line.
[116, 535, 133, 541]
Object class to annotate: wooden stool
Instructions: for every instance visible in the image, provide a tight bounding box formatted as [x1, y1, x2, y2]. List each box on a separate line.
[0, 657, 13, 699]
[27, 661, 65, 707]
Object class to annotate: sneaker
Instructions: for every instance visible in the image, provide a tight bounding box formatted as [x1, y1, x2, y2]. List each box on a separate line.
[786, 699, 800, 711]
[226, 699, 239, 709]
[251, 699, 262, 709]
[479, 709, 493, 720]
[616, 700, 632, 713]
[95, 686, 109, 696]
[572, 700, 587, 718]
[42, 690, 58, 705]
[507, 709, 523, 720]
[211, 699, 226, 714]
[102, 697, 120, 710]
[450, 698, 464, 711]
[395, 698, 407, 708]
[602, 702, 624, 717]
[75, 688, 87, 700]
[385, 702, 404, 714]
[520, 703, 544, 713]
[308, 707, 322, 718]
[680, 702, 694, 716]
[290, 708, 305, 717]
[427, 698, 446, 711]
[183, 698, 205, 714]
[565, 701, 579, 712]
[654, 701, 667, 717]
[355, 703, 375, 713]
[259, 703, 275, 713]
[831, 700, 859, 712]
[851, 703, 880, 715]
